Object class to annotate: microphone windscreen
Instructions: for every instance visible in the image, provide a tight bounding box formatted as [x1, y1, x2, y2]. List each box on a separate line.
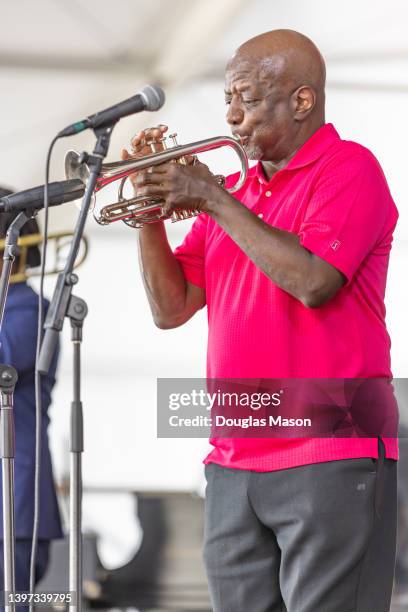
[141, 85, 166, 112]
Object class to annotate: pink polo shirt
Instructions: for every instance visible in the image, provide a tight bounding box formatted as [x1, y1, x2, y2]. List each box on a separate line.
[174, 123, 399, 471]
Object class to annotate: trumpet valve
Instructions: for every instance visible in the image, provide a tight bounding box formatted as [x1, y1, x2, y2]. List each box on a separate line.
[170, 208, 201, 223]
[169, 133, 188, 165]
[168, 133, 179, 147]
[159, 135, 168, 149]
[146, 136, 158, 153]
[152, 136, 168, 153]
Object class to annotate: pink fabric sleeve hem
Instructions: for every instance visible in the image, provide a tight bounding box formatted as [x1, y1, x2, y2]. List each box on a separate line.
[299, 232, 354, 283]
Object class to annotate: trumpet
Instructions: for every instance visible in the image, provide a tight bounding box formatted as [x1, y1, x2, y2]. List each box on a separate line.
[0, 231, 88, 283]
[65, 133, 248, 228]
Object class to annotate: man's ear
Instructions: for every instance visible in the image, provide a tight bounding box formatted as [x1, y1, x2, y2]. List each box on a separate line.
[292, 86, 316, 121]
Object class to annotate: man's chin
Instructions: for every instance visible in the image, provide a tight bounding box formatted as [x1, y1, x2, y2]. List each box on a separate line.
[244, 145, 262, 161]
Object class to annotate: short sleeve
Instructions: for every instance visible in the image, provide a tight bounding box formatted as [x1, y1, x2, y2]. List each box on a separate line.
[173, 213, 208, 289]
[299, 150, 396, 282]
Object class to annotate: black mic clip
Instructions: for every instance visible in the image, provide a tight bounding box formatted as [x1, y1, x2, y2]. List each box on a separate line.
[77, 151, 103, 167]
[80, 151, 104, 170]
[77, 152, 89, 165]
[65, 272, 78, 287]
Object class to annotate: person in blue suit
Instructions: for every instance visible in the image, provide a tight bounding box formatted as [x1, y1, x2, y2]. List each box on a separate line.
[0, 187, 63, 603]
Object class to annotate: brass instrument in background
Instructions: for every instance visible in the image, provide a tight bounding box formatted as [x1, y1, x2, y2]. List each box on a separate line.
[65, 133, 248, 229]
[0, 231, 88, 283]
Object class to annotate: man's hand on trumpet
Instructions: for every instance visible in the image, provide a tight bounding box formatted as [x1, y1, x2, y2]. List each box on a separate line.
[121, 124, 228, 216]
[122, 124, 168, 163]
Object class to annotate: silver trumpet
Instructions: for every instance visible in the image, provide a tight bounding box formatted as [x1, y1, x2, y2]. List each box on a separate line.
[65, 133, 248, 228]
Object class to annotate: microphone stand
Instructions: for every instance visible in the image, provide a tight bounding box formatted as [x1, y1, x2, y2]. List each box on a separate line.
[0, 364, 18, 612]
[0, 211, 33, 612]
[37, 125, 114, 612]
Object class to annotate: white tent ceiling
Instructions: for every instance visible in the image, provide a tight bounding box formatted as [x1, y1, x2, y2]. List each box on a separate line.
[1, 0, 407, 80]
[1, 0, 407, 194]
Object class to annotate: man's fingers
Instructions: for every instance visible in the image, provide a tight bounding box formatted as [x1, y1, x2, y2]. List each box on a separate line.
[130, 131, 145, 149]
[136, 170, 167, 186]
[149, 127, 165, 141]
[183, 154, 197, 166]
[131, 125, 168, 152]
[154, 124, 168, 137]
[136, 183, 167, 198]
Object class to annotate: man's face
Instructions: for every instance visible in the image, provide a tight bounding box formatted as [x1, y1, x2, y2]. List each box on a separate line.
[224, 56, 296, 162]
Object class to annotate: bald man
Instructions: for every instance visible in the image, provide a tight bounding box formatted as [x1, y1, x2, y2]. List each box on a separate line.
[127, 30, 398, 612]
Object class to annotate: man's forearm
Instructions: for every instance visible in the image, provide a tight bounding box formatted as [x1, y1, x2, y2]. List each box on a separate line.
[138, 221, 188, 325]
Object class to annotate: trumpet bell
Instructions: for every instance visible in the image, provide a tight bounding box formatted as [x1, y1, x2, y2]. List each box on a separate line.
[65, 150, 98, 216]
[65, 150, 91, 185]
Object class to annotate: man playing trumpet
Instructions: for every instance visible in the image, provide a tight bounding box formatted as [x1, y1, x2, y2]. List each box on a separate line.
[123, 30, 398, 612]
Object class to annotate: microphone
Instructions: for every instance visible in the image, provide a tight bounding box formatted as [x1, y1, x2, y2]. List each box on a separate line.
[58, 84, 165, 137]
[0, 179, 85, 213]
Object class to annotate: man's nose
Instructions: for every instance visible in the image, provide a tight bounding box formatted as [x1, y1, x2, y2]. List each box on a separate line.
[226, 101, 244, 125]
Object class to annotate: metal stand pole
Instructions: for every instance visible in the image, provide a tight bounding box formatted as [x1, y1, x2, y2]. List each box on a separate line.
[0, 366, 18, 612]
[0, 212, 31, 611]
[37, 126, 113, 612]
[68, 296, 87, 610]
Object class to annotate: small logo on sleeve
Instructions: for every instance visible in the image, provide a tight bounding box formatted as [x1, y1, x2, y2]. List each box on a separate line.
[331, 240, 341, 251]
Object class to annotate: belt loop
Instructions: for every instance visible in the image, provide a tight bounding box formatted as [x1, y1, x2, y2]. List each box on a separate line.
[378, 436, 386, 461]
[374, 436, 386, 518]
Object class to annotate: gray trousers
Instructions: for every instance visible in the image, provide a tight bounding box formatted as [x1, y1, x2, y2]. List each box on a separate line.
[203, 441, 397, 612]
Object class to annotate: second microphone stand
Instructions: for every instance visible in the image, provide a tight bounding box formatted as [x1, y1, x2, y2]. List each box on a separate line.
[0, 211, 34, 612]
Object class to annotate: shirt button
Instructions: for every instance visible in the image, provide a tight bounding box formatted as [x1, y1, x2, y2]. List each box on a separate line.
[265, 190, 272, 197]
[258, 213, 264, 219]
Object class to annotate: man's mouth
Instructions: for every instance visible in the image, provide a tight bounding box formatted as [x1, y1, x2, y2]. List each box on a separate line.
[233, 134, 249, 146]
